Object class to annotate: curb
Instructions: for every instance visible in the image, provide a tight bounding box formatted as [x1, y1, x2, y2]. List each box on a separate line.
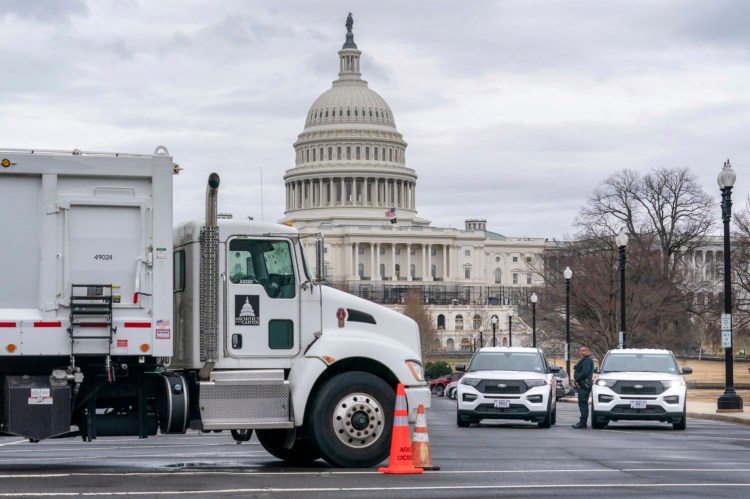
[687, 412, 750, 426]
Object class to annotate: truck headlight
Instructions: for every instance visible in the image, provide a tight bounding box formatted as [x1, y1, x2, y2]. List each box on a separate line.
[596, 378, 616, 387]
[460, 377, 481, 387]
[405, 361, 424, 381]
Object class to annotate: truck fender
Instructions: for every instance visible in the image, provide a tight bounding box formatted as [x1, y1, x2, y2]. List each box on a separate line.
[288, 332, 422, 427]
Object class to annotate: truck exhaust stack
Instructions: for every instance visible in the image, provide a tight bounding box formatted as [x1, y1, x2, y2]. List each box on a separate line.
[199, 173, 220, 379]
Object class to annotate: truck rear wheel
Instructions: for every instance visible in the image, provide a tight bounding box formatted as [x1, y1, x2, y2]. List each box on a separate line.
[255, 429, 321, 464]
[306, 371, 394, 468]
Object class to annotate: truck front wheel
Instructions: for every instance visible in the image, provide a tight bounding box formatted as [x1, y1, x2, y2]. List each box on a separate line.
[306, 371, 394, 468]
[255, 429, 321, 464]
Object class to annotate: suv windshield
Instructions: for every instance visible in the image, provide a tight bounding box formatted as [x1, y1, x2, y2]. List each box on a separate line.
[600, 353, 678, 373]
[468, 352, 545, 373]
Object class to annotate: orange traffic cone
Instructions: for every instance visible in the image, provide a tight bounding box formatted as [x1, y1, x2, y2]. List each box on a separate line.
[378, 384, 423, 474]
[412, 404, 439, 470]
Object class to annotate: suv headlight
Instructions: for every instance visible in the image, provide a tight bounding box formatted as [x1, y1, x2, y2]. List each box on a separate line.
[525, 379, 548, 388]
[660, 379, 684, 388]
[596, 378, 616, 387]
[460, 377, 481, 387]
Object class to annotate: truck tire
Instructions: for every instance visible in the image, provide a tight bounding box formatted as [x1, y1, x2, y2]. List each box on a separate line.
[256, 429, 321, 464]
[306, 371, 394, 468]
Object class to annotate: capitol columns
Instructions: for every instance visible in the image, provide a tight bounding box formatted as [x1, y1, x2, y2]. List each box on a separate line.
[371, 242, 376, 279]
[407, 243, 412, 281]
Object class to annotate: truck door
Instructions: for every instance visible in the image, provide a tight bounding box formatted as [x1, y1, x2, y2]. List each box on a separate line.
[226, 237, 300, 357]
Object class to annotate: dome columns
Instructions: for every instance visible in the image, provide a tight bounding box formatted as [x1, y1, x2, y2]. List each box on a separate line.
[285, 176, 416, 212]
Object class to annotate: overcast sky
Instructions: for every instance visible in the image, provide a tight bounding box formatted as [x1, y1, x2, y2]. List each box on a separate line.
[3, 0, 749, 240]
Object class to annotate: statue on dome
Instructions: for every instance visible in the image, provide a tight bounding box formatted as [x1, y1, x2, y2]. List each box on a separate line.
[345, 12, 353, 33]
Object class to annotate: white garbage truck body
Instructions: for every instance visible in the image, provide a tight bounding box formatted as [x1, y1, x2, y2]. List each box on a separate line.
[0, 147, 429, 467]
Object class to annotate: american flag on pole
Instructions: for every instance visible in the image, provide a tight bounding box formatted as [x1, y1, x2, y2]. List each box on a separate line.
[385, 207, 397, 224]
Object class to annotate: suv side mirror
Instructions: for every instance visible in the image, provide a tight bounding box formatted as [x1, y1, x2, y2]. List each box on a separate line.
[455, 364, 466, 372]
[549, 365, 561, 373]
[682, 367, 692, 375]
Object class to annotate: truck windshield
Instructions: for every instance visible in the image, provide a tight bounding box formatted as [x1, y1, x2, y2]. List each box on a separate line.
[600, 354, 678, 373]
[468, 352, 545, 373]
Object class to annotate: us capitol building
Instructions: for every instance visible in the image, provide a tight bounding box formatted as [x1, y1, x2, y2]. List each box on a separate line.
[280, 15, 725, 353]
[280, 15, 545, 352]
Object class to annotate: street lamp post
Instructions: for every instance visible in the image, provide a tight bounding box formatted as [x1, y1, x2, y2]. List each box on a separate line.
[530, 293, 538, 348]
[507, 308, 513, 347]
[717, 159, 743, 411]
[564, 266, 573, 375]
[616, 228, 628, 349]
[491, 316, 498, 347]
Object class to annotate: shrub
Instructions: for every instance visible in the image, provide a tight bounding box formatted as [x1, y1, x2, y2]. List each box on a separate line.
[425, 360, 452, 380]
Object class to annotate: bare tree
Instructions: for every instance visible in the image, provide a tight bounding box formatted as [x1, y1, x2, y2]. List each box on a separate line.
[535, 167, 713, 358]
[401, 288, 438, 354]
[576, 167, 714, 276]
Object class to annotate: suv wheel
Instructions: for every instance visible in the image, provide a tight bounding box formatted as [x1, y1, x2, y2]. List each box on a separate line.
[538, 400, 552, 428]
[673, 408, 687, 431]
[591, 404, 607, 429]
[435, 384, 445, 397]
[430, 385, 437, 395]
[457, 412, 473, 428]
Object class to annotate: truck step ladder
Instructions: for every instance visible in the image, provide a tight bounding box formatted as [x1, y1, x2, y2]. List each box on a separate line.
[68, 284, 116, 348]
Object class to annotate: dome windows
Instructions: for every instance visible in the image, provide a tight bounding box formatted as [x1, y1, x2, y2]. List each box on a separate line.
[356, 147, 360, 160]
[365, 147, 370, 160]
[328, 147, 333, 160]
[346, 146, 351, 160]
[337, 147, 342, 160]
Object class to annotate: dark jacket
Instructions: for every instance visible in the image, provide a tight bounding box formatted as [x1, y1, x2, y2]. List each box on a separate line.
[574, 355, 594, 389]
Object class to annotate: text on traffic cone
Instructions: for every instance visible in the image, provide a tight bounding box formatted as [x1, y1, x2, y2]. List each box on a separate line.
[412, 404, 439, 470]
[378, 383, 423, 474]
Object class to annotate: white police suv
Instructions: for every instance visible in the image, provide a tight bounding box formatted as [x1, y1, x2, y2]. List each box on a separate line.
[456, 347, 558, 428]
[591, 349, 692, 430]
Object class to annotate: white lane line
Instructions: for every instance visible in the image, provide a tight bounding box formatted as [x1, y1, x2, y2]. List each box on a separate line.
[0, 440, 26, 448]
[3, 468, 750, 479]
[0, 483, 749, 496]
[0, 451, 268, 463]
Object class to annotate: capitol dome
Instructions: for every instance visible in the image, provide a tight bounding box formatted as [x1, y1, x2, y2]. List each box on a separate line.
[283, 15, 423, 229]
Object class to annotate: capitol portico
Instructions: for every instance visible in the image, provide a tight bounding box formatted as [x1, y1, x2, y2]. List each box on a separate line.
[281, 15, 545, 352]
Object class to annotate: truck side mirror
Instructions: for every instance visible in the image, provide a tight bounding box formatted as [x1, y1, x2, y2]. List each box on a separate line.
[682, 367, 692, 375]
[549, 365, 561, 373]
[455, 364, 466, 372]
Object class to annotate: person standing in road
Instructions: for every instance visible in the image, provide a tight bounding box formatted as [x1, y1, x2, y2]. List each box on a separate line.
[572, 346, 594, 429]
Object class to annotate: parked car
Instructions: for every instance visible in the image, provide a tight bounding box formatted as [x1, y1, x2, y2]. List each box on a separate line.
[445, 380, 459, 399]
[551, 366, 571, 396]
[430, 372, 464, 397]
[456, 347, 559, 428]
[591, 348, 692, 430]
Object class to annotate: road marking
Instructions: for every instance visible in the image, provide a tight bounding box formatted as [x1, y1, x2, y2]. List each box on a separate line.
[3, 468, 750, 479]
[0, 483, 749, 496]
[0, 440, 25, 448]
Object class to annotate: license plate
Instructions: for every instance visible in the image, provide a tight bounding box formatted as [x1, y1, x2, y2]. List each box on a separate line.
[630, 400, 647, 409]
[493, 399, 510, 408]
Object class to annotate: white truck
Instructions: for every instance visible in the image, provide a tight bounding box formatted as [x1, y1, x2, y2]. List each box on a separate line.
[0, 147, 430, 467]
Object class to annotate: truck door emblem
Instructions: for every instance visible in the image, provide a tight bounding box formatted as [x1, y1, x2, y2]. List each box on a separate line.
[235, 295, 260, 326]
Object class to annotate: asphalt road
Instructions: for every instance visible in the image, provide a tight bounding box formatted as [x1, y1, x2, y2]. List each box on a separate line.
[1, 397, 750, 498]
